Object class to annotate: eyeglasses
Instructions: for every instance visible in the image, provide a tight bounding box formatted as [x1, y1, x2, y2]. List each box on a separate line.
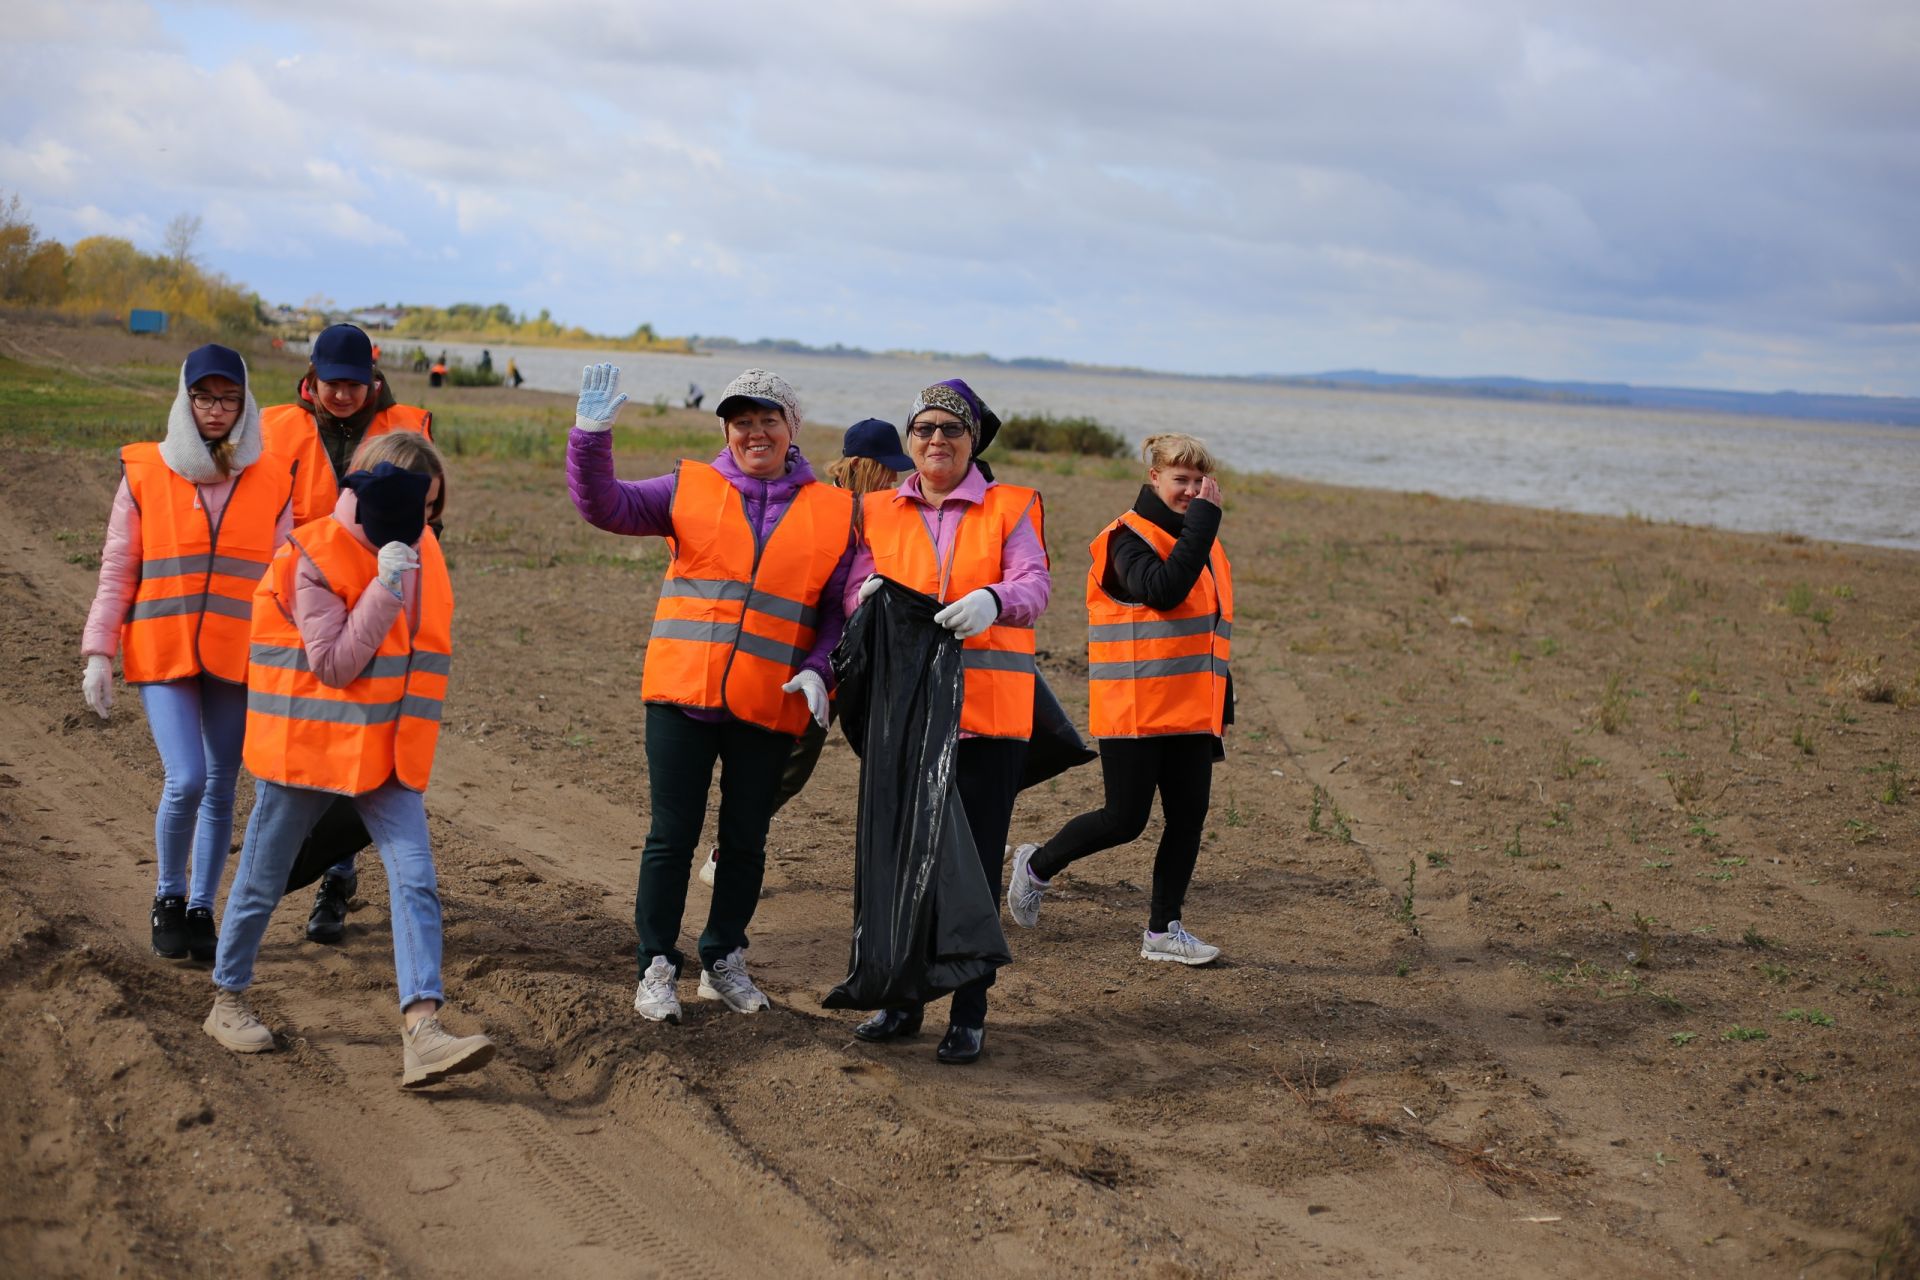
[189, 393, 243, 411]
[906, 421, 969, 440]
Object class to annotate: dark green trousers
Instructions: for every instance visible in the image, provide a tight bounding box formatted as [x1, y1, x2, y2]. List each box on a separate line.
[635, 704, 794, 976]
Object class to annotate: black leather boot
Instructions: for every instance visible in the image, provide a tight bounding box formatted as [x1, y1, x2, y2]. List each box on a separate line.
[184, 906, 217, 963]
[853, 1006, 924, 1043]
[935, 1024, 985, 1065]
[306, 872, 355, 944]
[151, 895, 189, 959]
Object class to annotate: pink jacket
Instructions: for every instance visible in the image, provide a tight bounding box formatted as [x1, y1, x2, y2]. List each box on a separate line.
[82, 476, 296, 659]
[285, 490, 424, 688]
[843, 464, 1051, 622]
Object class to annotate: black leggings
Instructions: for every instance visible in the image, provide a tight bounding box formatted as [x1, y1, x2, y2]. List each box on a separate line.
[1032, 735, 1214, 932]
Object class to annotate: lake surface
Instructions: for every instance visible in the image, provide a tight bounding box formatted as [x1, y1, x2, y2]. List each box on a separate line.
[410, 340, 1920, 551]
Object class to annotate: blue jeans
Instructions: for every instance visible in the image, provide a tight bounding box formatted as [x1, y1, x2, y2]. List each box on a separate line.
[214, 779, 445, 1010]
[139, 676, 247, 909]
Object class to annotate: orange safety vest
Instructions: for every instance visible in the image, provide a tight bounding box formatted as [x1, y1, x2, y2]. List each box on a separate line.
[639, 462, 855, 737]
[118, 443, 295, 685]
[259, 400, 434, 523]
[860, 482, 1044, 740]
[243, 518, 454, 796]
[1086, 511, 1233, 738]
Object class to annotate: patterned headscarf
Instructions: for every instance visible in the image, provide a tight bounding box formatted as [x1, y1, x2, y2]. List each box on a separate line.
[908, 378, 1001, 452]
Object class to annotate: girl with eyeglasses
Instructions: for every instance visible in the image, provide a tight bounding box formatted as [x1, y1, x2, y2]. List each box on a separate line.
[841, 379, 1051, 1065]
[80, 344, 297, 962]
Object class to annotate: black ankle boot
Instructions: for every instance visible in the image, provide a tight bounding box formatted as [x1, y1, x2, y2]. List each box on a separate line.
[306, 873, 355, 945]
[853, 1006, 924, 1043]
[935, 1024, 984, 1065]
[185, 907, 217, 963]
[151, 895, 188, 959]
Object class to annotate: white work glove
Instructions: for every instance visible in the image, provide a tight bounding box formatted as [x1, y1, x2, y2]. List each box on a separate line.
[857, 574, 883, 603]
[781, 669, 830, 729]
[574, 362, 629, 433]
[82, 654, 114, 721]
[377, 541, 420, 596]
[934, 588, 1000, 639]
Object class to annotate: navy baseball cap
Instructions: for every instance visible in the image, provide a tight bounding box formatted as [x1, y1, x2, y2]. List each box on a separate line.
[181, 343, 246, 390]
[312, 323, 375, 385]
[842, 418, 911, 471]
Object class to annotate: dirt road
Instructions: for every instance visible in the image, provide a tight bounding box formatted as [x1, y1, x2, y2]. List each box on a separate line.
[1, 321, 1915, 1276]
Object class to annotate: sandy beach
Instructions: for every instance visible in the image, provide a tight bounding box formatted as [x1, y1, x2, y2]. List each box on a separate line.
[1, 318, 1915, 1277]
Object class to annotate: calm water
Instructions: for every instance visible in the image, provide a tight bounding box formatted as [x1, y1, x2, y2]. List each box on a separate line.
[414, 340, 1920, 551]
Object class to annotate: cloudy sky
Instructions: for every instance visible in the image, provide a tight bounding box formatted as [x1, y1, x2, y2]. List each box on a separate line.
[3, 1, 1916, 394]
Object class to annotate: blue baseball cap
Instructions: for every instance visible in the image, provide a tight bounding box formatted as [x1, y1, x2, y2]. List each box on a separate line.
[842, 418, 911, 471]
[181, 343, 246, 390]
[312, 323, 375, 385]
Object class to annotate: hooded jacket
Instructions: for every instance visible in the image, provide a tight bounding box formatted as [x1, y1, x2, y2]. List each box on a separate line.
[82, 355, 294, 658]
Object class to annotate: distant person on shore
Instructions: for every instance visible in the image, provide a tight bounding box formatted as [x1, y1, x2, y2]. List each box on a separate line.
[697, 416, 911, 890]
[841, 379, 1050, 1065]
[205, 430, 496, 1089]
[428, 358, 447, 388]
[478, 349, 492, 374]
[79, 344, 296, 962]
[567, 365, 857, 1025]
[1007, 432, 1232, 966]
[507, 357, 524, 388]
[371, 342, 382, 364]
[258, 322, 435, 946]
[685, 382, 703, 409]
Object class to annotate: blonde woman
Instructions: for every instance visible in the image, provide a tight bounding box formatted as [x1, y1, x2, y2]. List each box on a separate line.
[1008, 433, 1232, 965]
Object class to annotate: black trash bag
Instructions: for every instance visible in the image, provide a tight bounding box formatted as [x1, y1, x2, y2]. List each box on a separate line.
[825, 580, 1010, 1010]
[283, 797, 372, 894]
[1021, 672, 1096, 790]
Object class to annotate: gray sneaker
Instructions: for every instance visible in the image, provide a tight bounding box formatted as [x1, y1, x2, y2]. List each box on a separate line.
[401, 1015, 496, 1088]
[634, 955, 682, 1023]
[1140, 921, 1222, 966]
[203, 989, 273, 1053]
[697, 948, 770, 1014]
[1007, 843, 1047, 928]
[697, 845, 719, 888]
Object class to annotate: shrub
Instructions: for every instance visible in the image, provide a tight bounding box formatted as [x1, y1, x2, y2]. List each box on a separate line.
[997, 412, 1128, 457]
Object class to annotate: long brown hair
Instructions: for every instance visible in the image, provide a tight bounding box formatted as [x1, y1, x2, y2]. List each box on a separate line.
[350, 431, 447, 524]
[824, 455, 900, 496]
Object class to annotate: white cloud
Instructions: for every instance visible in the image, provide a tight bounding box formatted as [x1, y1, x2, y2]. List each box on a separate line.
[0, 0, 1911, 391]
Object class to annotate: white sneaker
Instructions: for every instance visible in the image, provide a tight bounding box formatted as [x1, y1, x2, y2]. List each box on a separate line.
[1006, 843, 1047, 928]
[1140, 921, 1221, 966]
[698, 948, 771, 1013]
[697, 846, 718, 888]
[634, 955, 682, 1023]
[203, 989, 274, 1053]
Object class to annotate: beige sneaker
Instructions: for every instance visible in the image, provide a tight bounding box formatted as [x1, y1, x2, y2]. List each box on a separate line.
[401, 1015, 496, 1089]
[204, 989, 274, 1053]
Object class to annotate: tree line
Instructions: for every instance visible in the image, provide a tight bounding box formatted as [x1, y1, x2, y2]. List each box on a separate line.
[0, 194, 261, 336]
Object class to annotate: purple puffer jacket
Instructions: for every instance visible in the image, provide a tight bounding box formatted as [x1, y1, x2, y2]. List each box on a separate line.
[566, 429, 856, 694]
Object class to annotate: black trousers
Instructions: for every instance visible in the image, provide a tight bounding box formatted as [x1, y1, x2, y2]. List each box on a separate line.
[634, 705, 794, 975]
[911, 736, 1026, 1029]
[1032, 734, 1214, 932]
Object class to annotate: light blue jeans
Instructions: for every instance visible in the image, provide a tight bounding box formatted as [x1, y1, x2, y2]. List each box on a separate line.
[139, 676, 248, 909]
[214, 779, 445, 1010]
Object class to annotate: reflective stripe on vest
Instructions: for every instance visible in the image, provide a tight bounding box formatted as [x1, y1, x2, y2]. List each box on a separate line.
[259, 401, 433, 524]
[859, 481, 1046, 740]
[1086, 510, 1233, 739]
[637, 461, 855, 736]
[242, 518, 454, 796]
[118, 442, 295, 685]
